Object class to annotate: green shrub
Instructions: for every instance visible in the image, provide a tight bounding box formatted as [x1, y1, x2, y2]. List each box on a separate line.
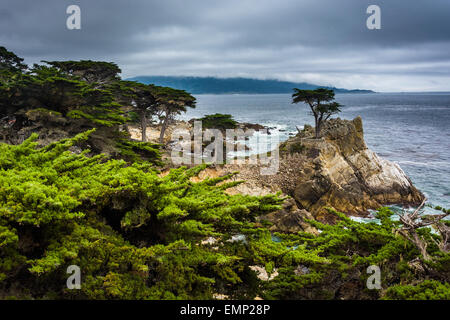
[199, 114, 238, 130]
[289, 142, 305, 154]
[115, 138, 161, 164]
[382, 280, 450, 300]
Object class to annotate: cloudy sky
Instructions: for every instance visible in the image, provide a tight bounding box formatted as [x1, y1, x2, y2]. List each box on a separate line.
[1, 0, 450, 92]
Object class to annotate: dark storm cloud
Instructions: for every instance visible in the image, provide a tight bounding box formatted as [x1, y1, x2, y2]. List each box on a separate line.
[0, 0, 449, 91]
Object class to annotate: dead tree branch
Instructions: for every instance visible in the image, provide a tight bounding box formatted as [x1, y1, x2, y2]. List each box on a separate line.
[397, 198, 450, 260]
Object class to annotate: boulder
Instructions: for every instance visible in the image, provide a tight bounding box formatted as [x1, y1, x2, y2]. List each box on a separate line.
[281, 117, 424, 221]
[259, 198, 318, 234]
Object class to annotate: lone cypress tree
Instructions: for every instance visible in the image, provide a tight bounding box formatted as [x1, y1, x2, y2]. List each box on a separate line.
[292, 88, 342, 138]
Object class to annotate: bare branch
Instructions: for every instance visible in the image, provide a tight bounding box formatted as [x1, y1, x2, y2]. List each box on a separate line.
[397, 198, 450, 260]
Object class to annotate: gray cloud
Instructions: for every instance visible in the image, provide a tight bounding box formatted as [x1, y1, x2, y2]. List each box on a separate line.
[0, 0, 449, 91]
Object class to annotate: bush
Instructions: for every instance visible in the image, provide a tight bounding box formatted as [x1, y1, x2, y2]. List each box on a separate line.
[382, 280, 450, 300]
[115, 138, 161, 164]
[198, 114, 238, 130]
[289, 142, 305, 154]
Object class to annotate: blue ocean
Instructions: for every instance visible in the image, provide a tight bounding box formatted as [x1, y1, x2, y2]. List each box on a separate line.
[182, 93, 450, 211]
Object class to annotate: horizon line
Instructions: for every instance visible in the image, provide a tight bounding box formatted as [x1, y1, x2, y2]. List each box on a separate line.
[125, 75, 450, 94]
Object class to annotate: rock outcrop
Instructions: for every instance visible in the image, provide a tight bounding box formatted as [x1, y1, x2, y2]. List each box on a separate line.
[280, 117, 424, 222]
[258, 198, 319, 235]
[189, 117, 424, 224]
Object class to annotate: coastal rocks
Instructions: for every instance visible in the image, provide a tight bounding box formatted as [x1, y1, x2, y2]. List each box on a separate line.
[259, 198, 318, 235]
[156, 116, 424, 226]
[195, 116, 424, 225]
[281, 117, 424, 221]
[238, 122, 267, 132]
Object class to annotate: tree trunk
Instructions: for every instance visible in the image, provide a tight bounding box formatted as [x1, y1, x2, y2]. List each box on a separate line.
[159, 118, 168, 144]
[141, 111, 147, 142]
[314, 116, 321, 139]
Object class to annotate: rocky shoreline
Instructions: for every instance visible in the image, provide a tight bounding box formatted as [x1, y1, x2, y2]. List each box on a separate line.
[151, 116, 424, 228]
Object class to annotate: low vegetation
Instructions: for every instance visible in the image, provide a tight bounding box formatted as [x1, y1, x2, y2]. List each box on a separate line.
[198, 113, 238, 130]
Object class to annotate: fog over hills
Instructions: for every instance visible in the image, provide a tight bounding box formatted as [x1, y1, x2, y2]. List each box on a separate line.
[127, 76, 375, 94]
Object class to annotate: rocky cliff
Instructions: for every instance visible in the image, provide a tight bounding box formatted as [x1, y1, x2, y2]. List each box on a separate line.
[194, 117, 424, 225]
[281, 117, 424, 222]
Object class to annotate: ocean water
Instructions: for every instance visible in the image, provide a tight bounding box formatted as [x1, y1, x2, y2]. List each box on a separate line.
[181, 93, 450, 211]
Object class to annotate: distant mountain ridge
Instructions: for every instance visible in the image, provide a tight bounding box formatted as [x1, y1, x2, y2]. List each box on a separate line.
[126, 76, 375, 94]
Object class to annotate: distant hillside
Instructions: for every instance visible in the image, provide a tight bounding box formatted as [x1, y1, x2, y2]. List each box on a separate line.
[126, 76, 375, 94]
